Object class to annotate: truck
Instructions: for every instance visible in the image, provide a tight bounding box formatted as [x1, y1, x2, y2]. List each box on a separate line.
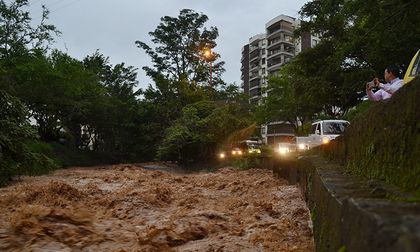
[280, 120, 350, 153]
[305, 120, 350, 149]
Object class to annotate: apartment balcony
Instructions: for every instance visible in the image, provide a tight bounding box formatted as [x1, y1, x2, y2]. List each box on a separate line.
[249, 73, 261, 82]
[249, 49, 260, 60]
[249, 87, 262, 98]
[249, 78, 260, 89]
[267, 50, 294, 60]
[249, 45, 259, 53]
[267, 49, 282, 60]
[267, 39, 294, 50]
[249, 55, 260, 64]
[267, 27, 293, 39]
[267, 60, 283, 72]
[250, 63, 260, 72]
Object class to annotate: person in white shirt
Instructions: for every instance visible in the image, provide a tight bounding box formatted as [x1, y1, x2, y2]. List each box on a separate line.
[366, 65, 404, 101]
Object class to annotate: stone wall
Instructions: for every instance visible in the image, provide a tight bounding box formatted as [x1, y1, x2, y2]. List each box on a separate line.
[272, 155, 420, 252]
[323, 77, 420, 195]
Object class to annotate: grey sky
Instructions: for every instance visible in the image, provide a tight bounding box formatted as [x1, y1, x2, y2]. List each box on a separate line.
[28, 0, 309, 90]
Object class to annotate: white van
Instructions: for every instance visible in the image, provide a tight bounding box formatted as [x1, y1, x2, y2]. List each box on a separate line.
[307, 120, 350, 148]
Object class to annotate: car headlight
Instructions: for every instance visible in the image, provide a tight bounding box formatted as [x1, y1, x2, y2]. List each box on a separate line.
[219, 153, 225, 159]
[257, 149, 261, 154]
[232, 150, 236, 155]
[322, 137, 330, 144]
[238, 150, 243, 155]
[298, 143, 306, 150]
[279, 147, 289, 154]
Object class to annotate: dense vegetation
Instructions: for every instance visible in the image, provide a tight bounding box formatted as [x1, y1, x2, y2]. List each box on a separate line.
[0, 2, 250, 185]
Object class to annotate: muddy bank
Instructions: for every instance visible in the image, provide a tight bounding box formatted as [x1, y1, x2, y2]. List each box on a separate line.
[0, 164, 314, 251]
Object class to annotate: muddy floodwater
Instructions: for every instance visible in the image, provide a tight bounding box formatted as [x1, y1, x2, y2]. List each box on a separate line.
[0, 164, 314, 251]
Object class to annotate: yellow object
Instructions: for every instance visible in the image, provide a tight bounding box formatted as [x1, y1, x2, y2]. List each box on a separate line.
[322, 137, 330, 144]
[403, 49, 420, 84]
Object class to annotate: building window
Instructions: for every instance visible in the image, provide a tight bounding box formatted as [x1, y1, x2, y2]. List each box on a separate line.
[284, 35, 293, 43]
[262, 68, 266, 74]
[261, 58, 266, 64]
[312, 39, 318, 47]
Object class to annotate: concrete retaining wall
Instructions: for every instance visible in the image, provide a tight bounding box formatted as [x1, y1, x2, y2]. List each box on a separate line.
[271, 155, 420, 252]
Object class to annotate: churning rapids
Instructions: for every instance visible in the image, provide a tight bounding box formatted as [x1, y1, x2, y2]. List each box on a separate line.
[0, 164, 314, 251]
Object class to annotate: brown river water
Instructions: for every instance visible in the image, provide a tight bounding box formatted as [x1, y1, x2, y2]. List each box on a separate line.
[0, 164, 314, 251]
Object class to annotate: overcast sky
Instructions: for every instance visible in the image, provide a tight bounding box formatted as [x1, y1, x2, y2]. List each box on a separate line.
[27, 0, 309, 90]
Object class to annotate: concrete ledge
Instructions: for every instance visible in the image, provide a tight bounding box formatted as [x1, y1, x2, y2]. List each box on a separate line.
[272, 155, 420, 252]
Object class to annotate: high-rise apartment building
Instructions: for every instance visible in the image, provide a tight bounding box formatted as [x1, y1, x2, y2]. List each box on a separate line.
[241, 14, 319, 145]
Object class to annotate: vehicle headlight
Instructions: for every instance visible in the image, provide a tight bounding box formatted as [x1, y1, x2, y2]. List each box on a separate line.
[232, 150, 236, 155]
[257, 149, 261, 154]
[279, 147, 289, 154]
[219, 153, 225, 159]
[238, 150, 243, 155]
[322, 137, 330, 144]
[248, 149, 253, 153]
[298, 143, 306, 150]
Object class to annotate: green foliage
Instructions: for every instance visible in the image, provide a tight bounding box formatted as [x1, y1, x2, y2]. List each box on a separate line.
[0, 3, 251, 178]
[0, 90, 56, 185]
[299, 0, 420, 73]
[255, 62, 324, 132]
[0, 0, 59, 61]
[137, 9, 249, 162]
[157, 100, 251, 164]
[136, 9, 225, 86]
[342, 100, 374, 122]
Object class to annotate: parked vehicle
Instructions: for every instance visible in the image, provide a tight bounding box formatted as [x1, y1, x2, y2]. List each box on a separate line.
[277, 141, 296, 155]
[295, 120, 350, 150]
[231, 147, 244, 157]
[306, 120, 350, 148]
[217, 140, 262, 160]
[237, 140, 262, 155]
[296, 136, 310, 151]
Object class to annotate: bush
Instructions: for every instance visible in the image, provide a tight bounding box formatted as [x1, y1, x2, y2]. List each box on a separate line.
[343, 100, 374, 122]
[0, 91, 57, 186]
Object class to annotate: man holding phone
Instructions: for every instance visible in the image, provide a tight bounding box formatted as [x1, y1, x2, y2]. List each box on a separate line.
[366, 65, 404, 101]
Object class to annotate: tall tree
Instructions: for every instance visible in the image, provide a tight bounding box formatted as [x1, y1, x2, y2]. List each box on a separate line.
[255, 61, 323, 132]
[0, 0, 59, 62]
[0, 90, 55, 185]
[298, 0, 420, 75]
[136, 9, 225, 87]
[157, 100, 251, 164]
[83, 51, 142, 155]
